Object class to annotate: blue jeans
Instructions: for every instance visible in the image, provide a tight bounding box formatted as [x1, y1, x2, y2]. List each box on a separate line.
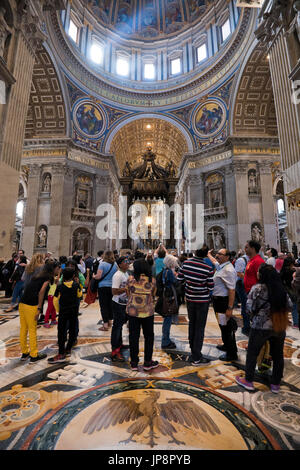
[12, 281, 24, 306]
[292, 302, 299, 326]
[236, 280, 250, 332]
[162, 316, 173, 347]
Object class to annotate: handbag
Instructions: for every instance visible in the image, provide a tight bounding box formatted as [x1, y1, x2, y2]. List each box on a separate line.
[162, 285, 179, 316]
[90, 263, 114, 293]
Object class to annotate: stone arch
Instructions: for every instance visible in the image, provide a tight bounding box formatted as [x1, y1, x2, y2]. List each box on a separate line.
[105, 114, 193, 173]
[105, 113, 194, 153]
[230, 42, 278, 137]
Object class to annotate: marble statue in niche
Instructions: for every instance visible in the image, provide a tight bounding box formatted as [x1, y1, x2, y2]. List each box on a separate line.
[36, 226, 47, 248]
[42, 174, 51, 193]
[251, 222, 263, 243]
[248, 169, 258, 194]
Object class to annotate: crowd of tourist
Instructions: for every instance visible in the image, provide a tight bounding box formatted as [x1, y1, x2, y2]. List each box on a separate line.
[0, 241, 300, 393]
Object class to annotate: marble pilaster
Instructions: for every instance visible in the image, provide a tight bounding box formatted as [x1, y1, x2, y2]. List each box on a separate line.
[230, 161, 249, 250]
[0, 2, 45, 258]
[22, 164, 42, 257]
[48, 164, 73, 257]
[268, 31, 300, 248]
[258, 161, 279, 249]
[94, 175, 111, 253]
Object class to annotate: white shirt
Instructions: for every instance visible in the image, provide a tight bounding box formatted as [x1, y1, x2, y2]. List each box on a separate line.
[235, 255, 249, 283]
[266, 257, 276, 267]
[112, 270, 129, 304]
[213, 262, 237, 296]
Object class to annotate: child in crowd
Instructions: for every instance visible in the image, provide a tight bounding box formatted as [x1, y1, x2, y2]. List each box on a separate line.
[48, 267, 82, 363]
[44, 269, 60, 328]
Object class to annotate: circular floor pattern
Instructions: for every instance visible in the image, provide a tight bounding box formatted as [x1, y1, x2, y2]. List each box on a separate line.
[23, 379, 280, 450]
[251, 390, 300, 437]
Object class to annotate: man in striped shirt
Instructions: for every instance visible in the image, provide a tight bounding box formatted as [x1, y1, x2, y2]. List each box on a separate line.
[177, 246, 214, 365]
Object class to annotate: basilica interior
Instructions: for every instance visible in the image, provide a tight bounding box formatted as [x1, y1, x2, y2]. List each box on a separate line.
[0, 0, 300, 453]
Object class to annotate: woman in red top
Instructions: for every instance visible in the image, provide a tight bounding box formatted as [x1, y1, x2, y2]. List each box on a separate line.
[244, 240, 265, 294]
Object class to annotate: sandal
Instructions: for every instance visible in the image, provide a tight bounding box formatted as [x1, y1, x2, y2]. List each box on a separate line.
[4, 307, 15, 313]
[99, 326, 109, 331]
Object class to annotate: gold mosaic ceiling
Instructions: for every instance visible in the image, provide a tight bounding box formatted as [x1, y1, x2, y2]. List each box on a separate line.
[233, 43, 278, 137]
[110, 118, 188, 172]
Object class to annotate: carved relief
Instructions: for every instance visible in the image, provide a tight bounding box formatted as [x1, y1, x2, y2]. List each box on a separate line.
[75, 175, 93, 211]
[0, 6, 12, 59]
[207, 226, 226, 250]
[205, 173, 224, 209]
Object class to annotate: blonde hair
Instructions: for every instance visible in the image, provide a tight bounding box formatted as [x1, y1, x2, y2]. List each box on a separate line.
[102, 250, 115, 264]
[25, 253, 44, 274]
[164, 254, 179, 270]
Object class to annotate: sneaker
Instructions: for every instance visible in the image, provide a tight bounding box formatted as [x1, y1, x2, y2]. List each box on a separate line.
[51, 320, 58, 326]
[192, 357, 210, 365]
[44, 323, 51, 328]
[20, 353, 30, 361]
[235, 375, 255, 391]
[131, 363, 138, 371]
[216, 344, 227, 351]
[143, 360, 159, 371]
[65, 350, 71, 357]
[111, 352, 125, 362]
[270, 384, 280, 394]
[29, 353, 47, 363]
[48, 354, 67, 363]
[162, 342, 177, 350]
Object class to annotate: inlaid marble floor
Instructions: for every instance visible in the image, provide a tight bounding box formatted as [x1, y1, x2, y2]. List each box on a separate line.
[0, 296, 300, 451]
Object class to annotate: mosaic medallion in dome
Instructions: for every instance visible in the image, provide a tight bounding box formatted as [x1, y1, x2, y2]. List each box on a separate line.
[73, 99, 106, 140]
[192, 98, 227, 139]
[86, 0, 212, 41]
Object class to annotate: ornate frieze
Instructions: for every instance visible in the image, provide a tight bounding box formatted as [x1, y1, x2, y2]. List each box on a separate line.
[68, 152, 109, 170]
[189, 151, 232, 170]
